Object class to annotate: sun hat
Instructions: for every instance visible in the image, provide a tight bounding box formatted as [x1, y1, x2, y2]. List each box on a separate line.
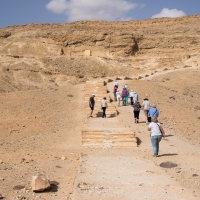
[92, 94, 95, 96]
[151, 116, 158, 122]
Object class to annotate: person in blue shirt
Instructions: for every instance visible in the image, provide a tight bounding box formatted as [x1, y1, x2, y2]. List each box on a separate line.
[148, 104, 159, 118]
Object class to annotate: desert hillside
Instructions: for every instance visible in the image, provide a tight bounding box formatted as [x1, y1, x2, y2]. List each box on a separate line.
[0, 15, 200, 92]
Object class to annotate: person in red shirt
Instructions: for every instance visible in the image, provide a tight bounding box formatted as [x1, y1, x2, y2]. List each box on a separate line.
[113, 86, 118, 101]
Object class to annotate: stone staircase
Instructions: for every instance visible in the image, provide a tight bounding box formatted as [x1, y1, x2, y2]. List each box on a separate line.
[84, 80, 118, 118]
[82, 79, 137, 148]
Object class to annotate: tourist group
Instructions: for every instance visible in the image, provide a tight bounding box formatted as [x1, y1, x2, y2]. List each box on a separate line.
[88, 80, 165, 157]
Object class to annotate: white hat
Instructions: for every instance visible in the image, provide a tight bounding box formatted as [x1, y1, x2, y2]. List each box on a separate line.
[92, 94, 95, 96]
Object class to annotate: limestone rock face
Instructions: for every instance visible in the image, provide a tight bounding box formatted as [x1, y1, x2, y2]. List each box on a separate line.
[31, 174, 51, 192]
[0, 15, 200, 91]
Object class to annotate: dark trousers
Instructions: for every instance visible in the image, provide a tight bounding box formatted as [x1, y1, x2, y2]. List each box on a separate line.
[102, 107, 106, 118]
[130, 97, 133, 105]
[134, 111, 140, 119]
[122, 96, 126, 105]
[113, 93, 117, 101]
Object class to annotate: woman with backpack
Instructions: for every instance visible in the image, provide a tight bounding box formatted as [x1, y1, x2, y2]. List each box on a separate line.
[133, 101, 141, 123]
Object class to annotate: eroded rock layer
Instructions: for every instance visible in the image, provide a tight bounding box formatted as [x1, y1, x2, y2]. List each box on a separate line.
[0, 15, 200, 92]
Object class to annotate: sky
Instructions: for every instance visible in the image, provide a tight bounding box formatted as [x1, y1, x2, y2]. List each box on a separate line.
[0, 0, 200, 28]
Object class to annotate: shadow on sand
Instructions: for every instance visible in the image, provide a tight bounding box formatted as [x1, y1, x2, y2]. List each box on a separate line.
[36, 181, 59, 193]
[166, 134, 174, 137]
[136, 137, 142, 145]
[138, 121, 146, 124]
[158, 153, 178, 157]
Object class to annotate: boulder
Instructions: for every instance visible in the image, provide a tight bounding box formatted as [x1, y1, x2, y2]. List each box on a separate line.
[31, 174, 51, 192]
[61, 155, 67, 160]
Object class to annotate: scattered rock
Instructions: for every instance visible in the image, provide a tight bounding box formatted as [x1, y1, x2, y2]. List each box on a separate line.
[60, 48, 64, 55]
[192, 174, 199, 177]
[31, 174, 51, 192]
[67, 94, 73, 97]
[0, 177, 4, 181]
[124, 77, 132, 80]
[61, 155, 67, 160]
[169, 96, 175, 100]
[0, 159, 3, 164]
[13, 185, 25, 190]
[184, 65, 192, 68]
[194, 106, 200, 110]
[77, 75, 84, 78]
[15, 195, 27, 200]
[160, 161, 178, 168]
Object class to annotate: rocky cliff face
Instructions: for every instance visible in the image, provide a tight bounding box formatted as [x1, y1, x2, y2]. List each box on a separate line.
[0, 15, 200, 91]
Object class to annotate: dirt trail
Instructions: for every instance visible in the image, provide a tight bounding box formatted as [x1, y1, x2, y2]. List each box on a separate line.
[141, 64, 199, 81]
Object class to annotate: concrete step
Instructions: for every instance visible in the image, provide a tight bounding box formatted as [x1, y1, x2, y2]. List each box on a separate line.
[82, 130, 137, 148]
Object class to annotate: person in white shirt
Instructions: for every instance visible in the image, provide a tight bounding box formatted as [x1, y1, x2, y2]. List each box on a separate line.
[101, 97, 108, 118]
[116, 89, 121, 107]
[142, 97, 151, 124]
[148, 116, 165, 157]
[129, 90, 134, 105]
